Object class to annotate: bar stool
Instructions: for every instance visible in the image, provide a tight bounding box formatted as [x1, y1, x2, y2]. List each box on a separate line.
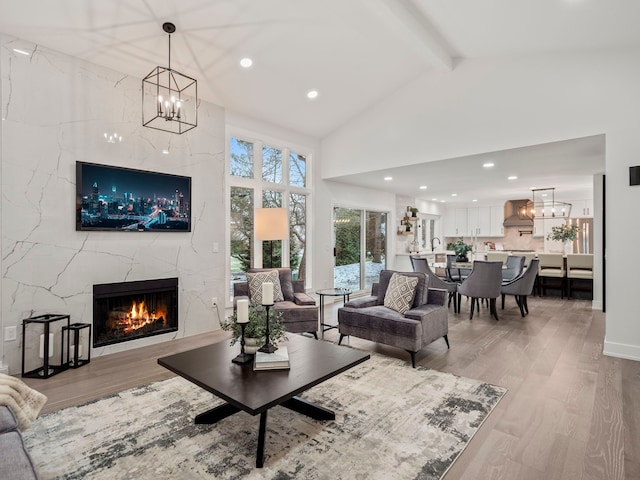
[537, 253, 566, 298]
[566, 254, 594, 299]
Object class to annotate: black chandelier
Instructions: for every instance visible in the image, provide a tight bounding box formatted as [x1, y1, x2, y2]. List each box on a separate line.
[142, 22, 198, 134]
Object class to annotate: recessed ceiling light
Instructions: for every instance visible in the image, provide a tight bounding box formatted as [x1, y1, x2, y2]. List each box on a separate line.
[440, 200, 446, 203]
[472, 199, 478, 202]
[419, 185, 427, 190]
[431, 198, 437, 201]
[508, 176, 518, 180]
[451, 193, 457, 197]
[13, 48, 30, 56]
[162, 149, 170, 155]
[384, 176, 392, 181]
[483, 162, 495, 168]
[240, 58, 253, 68]
[307, 90, 319, 99]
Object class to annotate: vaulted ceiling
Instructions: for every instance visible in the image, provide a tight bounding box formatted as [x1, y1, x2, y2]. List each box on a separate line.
[1, 0, 637, 203]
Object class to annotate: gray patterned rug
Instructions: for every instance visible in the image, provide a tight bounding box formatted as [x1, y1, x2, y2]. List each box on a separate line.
[23, 353, 506, 480]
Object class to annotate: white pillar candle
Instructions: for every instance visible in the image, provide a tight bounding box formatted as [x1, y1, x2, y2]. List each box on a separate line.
[69, 344, 84, 359]
[262, 282, 274, 305]
[237, 299, 249, 324]
[39, 333, 54, 359]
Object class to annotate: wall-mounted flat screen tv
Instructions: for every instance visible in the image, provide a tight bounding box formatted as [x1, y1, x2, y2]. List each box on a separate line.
[76, 161, 192, 232]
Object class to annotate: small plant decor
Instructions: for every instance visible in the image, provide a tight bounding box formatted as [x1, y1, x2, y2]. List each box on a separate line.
[447, 237, 473, 261]
[220, 305, 287, 346]
[546, 223, 579, 242]
[409, 207, 419, 217]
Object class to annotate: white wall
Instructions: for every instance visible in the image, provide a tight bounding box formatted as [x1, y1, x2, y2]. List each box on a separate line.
[321, 48, 640, 361]
[0, 34, 227, 374]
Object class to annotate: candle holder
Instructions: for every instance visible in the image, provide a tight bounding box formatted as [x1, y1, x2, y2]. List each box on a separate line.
[258, 304, 278, 353]
[232, 322, 253, 364]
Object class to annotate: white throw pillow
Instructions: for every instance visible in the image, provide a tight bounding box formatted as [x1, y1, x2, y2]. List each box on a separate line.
[246, 270, 284, 305]
[384, 273, 419, 314]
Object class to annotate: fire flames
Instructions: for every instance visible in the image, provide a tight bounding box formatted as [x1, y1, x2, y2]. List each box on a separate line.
[122, 301, 167, 333]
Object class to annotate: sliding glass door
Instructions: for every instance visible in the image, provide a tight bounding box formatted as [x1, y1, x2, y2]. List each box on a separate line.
[333, 207, 387, 292]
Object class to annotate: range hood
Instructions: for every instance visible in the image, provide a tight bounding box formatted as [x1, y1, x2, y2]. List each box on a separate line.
[503, 199, 534, 227]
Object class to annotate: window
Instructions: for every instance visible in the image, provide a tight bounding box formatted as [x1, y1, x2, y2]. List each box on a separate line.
[262, 146, 283, 184]
[228, 134, 311, 297]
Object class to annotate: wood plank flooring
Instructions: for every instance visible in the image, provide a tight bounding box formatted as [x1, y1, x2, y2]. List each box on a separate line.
[21, 295, 640, 479]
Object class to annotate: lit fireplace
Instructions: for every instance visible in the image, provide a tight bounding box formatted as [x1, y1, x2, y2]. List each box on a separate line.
[93, 278, 178, 347]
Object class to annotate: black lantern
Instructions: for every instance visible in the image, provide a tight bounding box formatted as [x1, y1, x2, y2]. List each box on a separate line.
[21, 314, 70, 379]
[62, 323, 91, 368]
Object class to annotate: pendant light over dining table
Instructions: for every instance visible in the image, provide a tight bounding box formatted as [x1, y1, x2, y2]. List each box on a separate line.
[142, 22, 197, 134]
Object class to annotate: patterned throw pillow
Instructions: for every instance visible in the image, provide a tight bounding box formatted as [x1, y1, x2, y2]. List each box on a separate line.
[383, 273, 419, 314]
[246, 270, 284, 305]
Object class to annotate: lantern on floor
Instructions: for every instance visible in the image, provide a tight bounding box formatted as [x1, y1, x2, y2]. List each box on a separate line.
[21, 314, 71, 379]
[62, 323, 92, 368]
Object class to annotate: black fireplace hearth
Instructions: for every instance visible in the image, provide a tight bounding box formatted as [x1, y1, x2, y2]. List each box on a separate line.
[93, 278, 178, 347]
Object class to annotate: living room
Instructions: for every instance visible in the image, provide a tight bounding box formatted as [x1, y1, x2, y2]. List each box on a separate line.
[1, 1, 640, 478]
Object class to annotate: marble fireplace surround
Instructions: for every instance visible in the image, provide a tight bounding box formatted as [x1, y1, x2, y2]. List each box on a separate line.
[0, 33, 227, 374]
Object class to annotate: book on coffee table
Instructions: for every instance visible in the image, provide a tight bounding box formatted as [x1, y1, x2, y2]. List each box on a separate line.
[254, 346, 290, 371]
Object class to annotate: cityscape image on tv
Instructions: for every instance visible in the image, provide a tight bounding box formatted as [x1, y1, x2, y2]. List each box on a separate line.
[77, 162, 191, 232]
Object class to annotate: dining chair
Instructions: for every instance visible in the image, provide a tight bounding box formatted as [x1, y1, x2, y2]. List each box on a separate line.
[445, 254, 471, 283]
[410, 255, 459, 313]
[457, 261, 503, 321]
[537, 253, 566, 298]
[566, 254, 593, 299]
[501, 259, 539, 317]
[502, 255, 525, 284]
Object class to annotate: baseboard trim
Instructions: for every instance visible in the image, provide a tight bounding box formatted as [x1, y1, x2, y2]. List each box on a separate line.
[591, 300, 603, 311]
[603, 339, 640, 361]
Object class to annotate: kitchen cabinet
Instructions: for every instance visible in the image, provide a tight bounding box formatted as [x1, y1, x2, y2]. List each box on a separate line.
[490, 206, 504, 236]
[467, 207, 492, 236]
[569, 199, 593, 218]
[444, 208, 467, 237]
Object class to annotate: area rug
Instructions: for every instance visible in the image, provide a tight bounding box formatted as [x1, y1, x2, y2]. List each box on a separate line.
[23, 354, 506, 480]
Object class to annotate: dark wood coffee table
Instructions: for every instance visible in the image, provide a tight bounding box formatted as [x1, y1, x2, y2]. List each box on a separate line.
[157, 334, 369, 468]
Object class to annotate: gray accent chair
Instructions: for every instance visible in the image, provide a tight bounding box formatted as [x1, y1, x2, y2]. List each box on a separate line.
[337, 270, 449, 368]
[410, 255, 459, 314]
[457, 261, 503, 321]
[501, 259, 539, 317]
[233, 268, 318, 338]
[502, 255, 525, 284]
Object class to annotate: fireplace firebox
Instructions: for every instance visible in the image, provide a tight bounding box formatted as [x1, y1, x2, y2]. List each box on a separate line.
[93, 278, 178, 347]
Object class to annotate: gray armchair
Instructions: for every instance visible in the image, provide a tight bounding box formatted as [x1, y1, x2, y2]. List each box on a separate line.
[233, 268, 318, 338]
[501, 259, 539, 317]
[337, 270, 449, 368]
[457, 261, 503, 321]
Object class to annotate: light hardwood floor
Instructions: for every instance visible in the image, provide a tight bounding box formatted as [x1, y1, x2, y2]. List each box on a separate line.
[21, 296, 640, 480]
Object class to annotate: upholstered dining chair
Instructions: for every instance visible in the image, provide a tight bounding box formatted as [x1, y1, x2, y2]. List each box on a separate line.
[410, 256, 459, 313]
[457, 261, 503, 321]
[501, 259, 539, 317]
[502, 255, 525, 284]
[566, 254, 594, 299]
[445, 254, 471, 283]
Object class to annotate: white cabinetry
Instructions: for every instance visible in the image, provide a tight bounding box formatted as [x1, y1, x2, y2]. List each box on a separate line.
[490, 206, 504, 236]
[444, 208, 468, 236]
[467, 207, 492, 236]
[570, 199, 593, 217]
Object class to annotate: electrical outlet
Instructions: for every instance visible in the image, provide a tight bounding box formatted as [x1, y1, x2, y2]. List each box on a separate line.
[4, 326, 17, 341]
[211, 297, 218, 307]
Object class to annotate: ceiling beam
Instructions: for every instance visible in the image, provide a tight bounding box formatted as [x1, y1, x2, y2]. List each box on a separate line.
[365, 0, 454, 71]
